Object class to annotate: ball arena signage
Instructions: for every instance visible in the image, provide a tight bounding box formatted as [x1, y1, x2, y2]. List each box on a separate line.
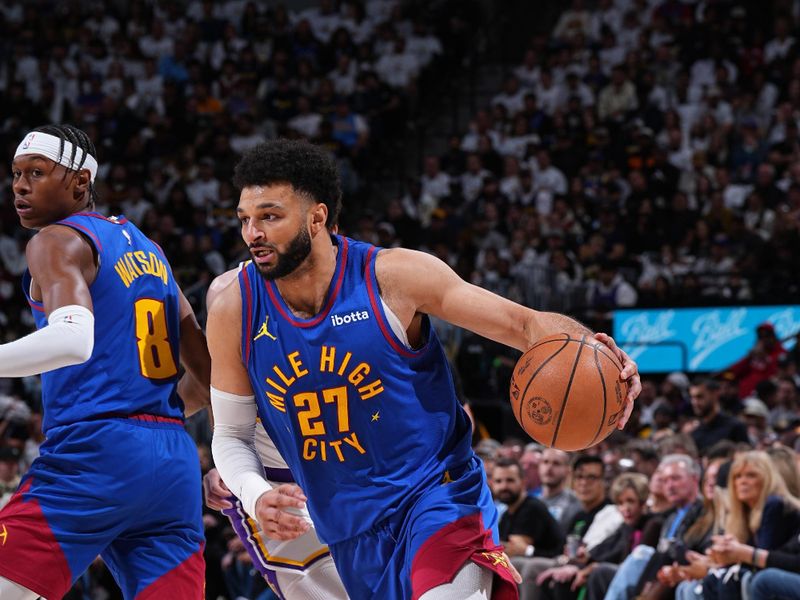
[613, 305, 800, 373]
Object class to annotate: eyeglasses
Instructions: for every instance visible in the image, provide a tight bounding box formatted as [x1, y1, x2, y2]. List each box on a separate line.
[573, 473, 602, 482]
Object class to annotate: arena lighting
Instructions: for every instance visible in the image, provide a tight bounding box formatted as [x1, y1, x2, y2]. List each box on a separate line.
[613, 305, 800, 373]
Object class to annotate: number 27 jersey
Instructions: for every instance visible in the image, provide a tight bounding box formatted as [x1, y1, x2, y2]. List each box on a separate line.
[23, 212, 184, 435]
[239, 235, 474, 545]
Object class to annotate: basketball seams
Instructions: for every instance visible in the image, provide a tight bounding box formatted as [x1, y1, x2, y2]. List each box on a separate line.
[529, 335, 623, 373]
[550, 334, 586, 447]
[514, 338, 572, 429]
[589, 345, 608, 447]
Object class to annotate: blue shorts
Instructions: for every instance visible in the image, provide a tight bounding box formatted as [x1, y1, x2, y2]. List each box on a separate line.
[0, 416, 205, 599]
[327, 456, 519, 600]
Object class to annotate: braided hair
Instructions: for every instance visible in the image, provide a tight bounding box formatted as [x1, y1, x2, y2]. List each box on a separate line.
[33, 124, 99, 208]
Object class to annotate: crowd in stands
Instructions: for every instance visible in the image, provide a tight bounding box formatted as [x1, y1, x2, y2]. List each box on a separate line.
[3, 0, 800, 597]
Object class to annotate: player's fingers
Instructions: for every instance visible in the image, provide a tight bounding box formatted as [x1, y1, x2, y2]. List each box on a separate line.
[260, 507, 309, 540]
[202, 477, 232, 510]
[270, 484, 308, 509]
[503, 553, 522, 584]
[207, 495, 233, 511]
[618, 390, 636, 430]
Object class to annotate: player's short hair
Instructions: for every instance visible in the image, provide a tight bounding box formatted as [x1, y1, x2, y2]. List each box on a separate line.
[232, 139, 342, 228]
[33, 123, 99, 207]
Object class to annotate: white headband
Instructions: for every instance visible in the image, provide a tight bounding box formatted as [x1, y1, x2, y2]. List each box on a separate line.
[14, 131, 98, 182]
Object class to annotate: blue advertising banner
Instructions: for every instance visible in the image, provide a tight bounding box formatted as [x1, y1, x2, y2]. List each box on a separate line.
[613, 305, 800, 373]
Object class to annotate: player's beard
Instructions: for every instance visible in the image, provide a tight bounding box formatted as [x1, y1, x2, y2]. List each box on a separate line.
[252, 226, 312, 280]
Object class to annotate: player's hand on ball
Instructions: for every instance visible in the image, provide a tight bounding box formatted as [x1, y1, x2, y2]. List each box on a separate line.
[255, 484, 311, 541]
[203, 468, 233, 511]
[593, 332, 640, 428]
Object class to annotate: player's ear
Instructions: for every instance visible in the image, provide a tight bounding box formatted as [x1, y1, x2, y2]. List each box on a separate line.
[72, 169, 91, 200]
[310, 202, 328, 235]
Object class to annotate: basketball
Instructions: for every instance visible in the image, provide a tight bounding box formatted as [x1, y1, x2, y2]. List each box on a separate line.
[509, 333, 628, 451]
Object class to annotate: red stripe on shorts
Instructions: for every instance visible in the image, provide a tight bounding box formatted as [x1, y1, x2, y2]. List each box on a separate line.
[127, 413, 184, 425]
[136, 545, 205, 599]
[410, 511, 519, 600]
[0, 478, 73, 599]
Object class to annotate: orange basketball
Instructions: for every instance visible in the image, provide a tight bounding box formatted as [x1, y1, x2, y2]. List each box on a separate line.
[509, 333, 628, 451]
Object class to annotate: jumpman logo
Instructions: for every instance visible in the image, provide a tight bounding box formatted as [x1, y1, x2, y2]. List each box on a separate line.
[253, 316, 277, 341]
[481, 551, 509, 568]
[0, 524, 7, 546]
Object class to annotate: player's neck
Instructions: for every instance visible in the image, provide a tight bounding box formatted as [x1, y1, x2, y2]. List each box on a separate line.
[274, 235, 338, 319]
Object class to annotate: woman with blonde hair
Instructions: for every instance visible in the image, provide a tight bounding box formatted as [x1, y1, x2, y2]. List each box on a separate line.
[725, 450, 800, 546]
[701, 451, 800, 599]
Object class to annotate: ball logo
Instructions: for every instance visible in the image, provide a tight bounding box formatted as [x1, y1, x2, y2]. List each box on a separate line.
[21, 133, 35, 149]
[517, 357, 532, 376]
[526, 396, 553, 426]
[614, 380, 624, 406]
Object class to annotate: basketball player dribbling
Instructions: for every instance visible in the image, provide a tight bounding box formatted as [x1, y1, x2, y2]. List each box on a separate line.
[0, 125, 209, 599]
[204, 268, 348, 599]
[208, 139, 641, 599]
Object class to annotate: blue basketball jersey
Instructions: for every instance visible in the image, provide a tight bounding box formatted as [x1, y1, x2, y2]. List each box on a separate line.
[239, 235, 474, 545]
[22, 212, 184, 434]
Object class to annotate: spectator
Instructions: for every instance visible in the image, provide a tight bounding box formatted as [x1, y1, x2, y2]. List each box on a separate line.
[603, 454, 704, 600]
[685, 378, 749, 454]
[534, 448, 582, 531]
[493, 457, 564, 560]
[514, 454, 623, 600]
[0, 446, 21, 509]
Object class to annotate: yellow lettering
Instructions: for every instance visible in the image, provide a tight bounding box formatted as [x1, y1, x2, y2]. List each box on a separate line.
[288, 351, 308, 378]
[343, 432, 366, 455]
[303, 438, 316, 460]
[329, 439, 345, 461]
[320, 345, 336, 373]
[265, 378, 286, 394]
[273, 365, 295, 387]
[114, 261, 133, 288]
[266, 391, 285, 412]
[358, 379, 384, 400]
[348, 362, 370, 386]
[319, 440, 327, 461]
[126, 253, 144, 276]
[159, 256, 168, 285]
[337, 351, 352, 376]
[135, 250, 151, 274]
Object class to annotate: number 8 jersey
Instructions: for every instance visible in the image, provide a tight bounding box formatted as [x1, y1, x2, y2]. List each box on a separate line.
[23, 212, 184, 434]
[239, 234, 474, 546]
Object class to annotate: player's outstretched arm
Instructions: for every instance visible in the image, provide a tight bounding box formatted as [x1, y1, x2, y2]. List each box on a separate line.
[176, 289, 211, 416]
[0, 225, 95, 377]
[375, 248, 640, 422]
[207, 279, 271, 518]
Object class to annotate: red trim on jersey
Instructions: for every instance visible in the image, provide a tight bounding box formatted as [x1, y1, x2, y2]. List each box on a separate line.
[410, 512, 519, 600]
[60, 220, 103, 251]
[0, 478, 73, 599]
[75, 211, 129, 225]
[136, 546, 205, 599]
[241, 267, 254, 364]
[266, 236, 349, 328]
[150, 240, 168, 261]
[26, 299, 45, 312]
[364, 246, 418, 358]
[127, 413, 184, 425]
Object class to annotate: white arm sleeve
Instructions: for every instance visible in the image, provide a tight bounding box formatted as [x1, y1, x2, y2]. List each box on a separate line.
[210, 386, 271, 519]
[0, 304, 94, 378]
